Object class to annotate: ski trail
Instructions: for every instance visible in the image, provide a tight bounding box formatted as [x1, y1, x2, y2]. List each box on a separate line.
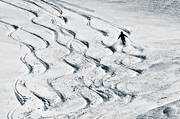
[31, 18, 75, 56]
[7, 108, 17, 119]
[0, 2, 50, 73]
[51, 19, 89, 49]
[9, 32, 50, 72]
[0, 0, 38, 17]
[20, 54, 33, 74]
[100, 41, 117, 53]
[42, 0, 131, 34]
[1, 0, 150, 118]
[21, 28, 50, 48]
[22, 42, 50, 72]
[14, 80, 27, 105]
[23, 0, 68, 23]
[0, 20, 34, 74]
[63, 59, 80, 73]
[47, 79, 66, 103]
[0, 1, 63, 117]
[31, 91, 51, 111]
[89, 25, 109, 36]
[39, 0, 63, 14]
[115, 60, 144, 75]
[122, 50, 146, 62]
[0, 3, 51, 73]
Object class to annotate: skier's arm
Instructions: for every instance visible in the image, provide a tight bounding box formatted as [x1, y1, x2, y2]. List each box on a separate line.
[118, 34, 121, 39]
[124, 34, 128, 38]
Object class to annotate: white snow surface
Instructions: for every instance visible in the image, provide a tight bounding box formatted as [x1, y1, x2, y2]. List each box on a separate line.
[0, 0, 180, 119]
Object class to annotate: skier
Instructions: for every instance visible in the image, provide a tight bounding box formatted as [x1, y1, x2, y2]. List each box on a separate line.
[87, 16, 91, 26]
[118, 31, 128, 46]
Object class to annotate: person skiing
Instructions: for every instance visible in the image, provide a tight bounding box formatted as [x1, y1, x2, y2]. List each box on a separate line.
[118, 31, 128, 46]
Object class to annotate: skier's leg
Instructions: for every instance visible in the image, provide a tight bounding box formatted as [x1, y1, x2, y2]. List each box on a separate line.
[122, 39, 126, 46]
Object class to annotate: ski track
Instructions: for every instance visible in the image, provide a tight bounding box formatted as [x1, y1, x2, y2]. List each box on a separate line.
[7, 108, 16, 119]
[0, 0, 159, 118]
[20, 54, 33, 74]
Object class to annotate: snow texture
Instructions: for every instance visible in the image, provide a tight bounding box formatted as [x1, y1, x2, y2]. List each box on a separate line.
[0, 0, 180, 119]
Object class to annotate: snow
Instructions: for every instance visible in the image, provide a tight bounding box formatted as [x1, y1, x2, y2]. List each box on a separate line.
[0, 0, 180, 118]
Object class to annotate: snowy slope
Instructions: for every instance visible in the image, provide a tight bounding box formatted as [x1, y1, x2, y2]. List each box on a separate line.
[135, 0, 180, 17]
[0, 0, 180, 119]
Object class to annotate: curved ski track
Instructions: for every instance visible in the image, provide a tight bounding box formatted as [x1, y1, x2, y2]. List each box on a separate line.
[0, 0, 149, 118]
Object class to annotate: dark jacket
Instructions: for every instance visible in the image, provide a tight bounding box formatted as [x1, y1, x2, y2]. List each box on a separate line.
[118, 32, 128, 40]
